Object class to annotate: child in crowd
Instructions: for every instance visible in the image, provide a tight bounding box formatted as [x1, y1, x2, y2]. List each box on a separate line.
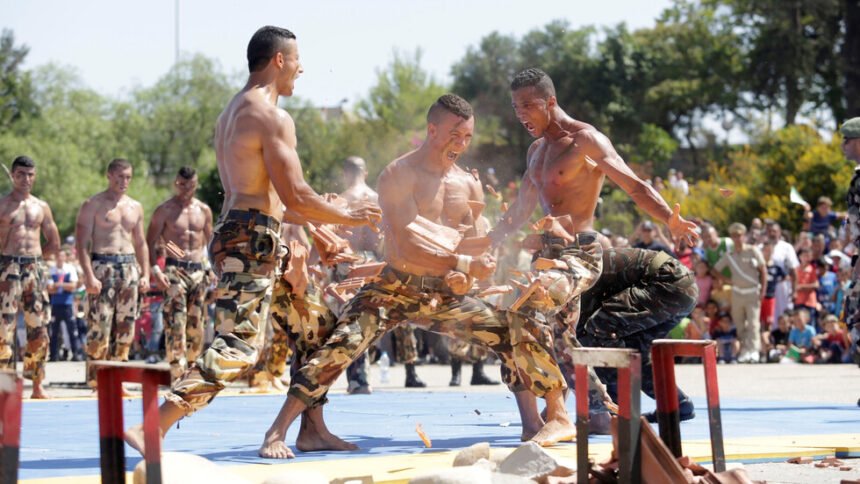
[685, 305, 710, 340]
[694, 260, 714, 307]
[788, 308, 817, 362]
[764, 313, 791, 362]
[817, 257, 839, 319]
[704, 299, 721, 335]
[813, 315, 851, 363]
[794, 248, 819, 328]
[760, 240, 785, 331]
[833, 267, 852, 320]
[711, 312, 739, 364]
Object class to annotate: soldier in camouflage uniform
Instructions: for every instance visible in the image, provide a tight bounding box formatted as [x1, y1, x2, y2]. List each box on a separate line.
[840, 117, 860, 373]
[489, 68, 701, 434]
[125, 26, 382, 459]
[570, 247, 698, 423]
[147, 167, 214, 382]
[75, 158, 150, 389]
[0, 155, 61, 399]
[259, 95, 577, 458]
[339, 156, 427, 391]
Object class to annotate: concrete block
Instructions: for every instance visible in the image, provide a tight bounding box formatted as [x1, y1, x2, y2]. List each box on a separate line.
[133, 452, 250, 484]
[497, 442, 560, 480]
[453, 442, 490, 467]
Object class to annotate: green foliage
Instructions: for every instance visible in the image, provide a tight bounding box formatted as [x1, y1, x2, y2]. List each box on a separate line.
[678, 125, 850, 232]
[131, 54, 237, 183]
[626, 124, 679, 173]
[0, 29, 38, 131]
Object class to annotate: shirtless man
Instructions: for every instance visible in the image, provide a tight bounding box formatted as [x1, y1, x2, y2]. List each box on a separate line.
[147, 166, 213, 381]
[124, 25, 380, 455]
[258, 94, 575, 459]
[489, 68, 699, 430]
[0, 156, 60, 399]
[76, 158, 150, 388]
[339, 156, 427, 391]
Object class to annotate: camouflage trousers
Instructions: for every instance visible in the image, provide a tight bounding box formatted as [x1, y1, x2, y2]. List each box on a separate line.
[166, 210, 282, 416]
[567, 248, 698, 408]
[511, 232, 607, 410]
[346, 322, 419, 387]
[0, 256, 49, 381]
[162, 263, 209, 381]
[85, 256, 140, 387]
[252, 313, 292, 379]
[447, 335, 489, 363]
[288, 267, 567, 408]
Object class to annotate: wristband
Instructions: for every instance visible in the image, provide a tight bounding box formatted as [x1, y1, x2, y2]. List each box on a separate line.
[152, 265, 162, 275]
[456, 255, 472, 274]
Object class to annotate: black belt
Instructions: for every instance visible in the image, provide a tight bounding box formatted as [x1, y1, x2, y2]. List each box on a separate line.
[385, 267, 447, 292]
[542, 231, 598, 248]
[0, 255, 41, 264]
[221, 209, 280, 231]
[91, 253, 135, 264]
[166, 257, 204, 271]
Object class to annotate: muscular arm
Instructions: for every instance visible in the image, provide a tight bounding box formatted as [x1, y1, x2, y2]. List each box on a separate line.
[202, 203, 213, 247]
[132, 202, 150, 282]
[262, 111, 363, 226]
[40, 202, 60, 259]
[582, 131, 673, 223]
[378, 165, 458, 273]
[75, 199, 96, 283]
[489, 144, 541, 247]
[146, 204, 167, 266]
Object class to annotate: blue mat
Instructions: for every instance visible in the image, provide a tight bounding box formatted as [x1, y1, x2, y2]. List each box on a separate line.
[20, 391, 860, 479]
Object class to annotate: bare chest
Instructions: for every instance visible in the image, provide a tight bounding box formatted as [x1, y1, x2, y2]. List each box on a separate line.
[165, 204, 207, 235]
[412, 175, 473, 228]
[530, 140, 598, 189]
[95, 201, 139, 232]
[0, 199, 43, 230]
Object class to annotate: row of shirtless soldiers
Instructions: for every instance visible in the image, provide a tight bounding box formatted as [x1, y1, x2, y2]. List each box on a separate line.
[0, 25, 703, 459]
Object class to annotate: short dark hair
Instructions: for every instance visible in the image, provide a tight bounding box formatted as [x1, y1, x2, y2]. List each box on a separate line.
[11, 155, 35, 172]
[247, 26, 296, 73]
[427, 94, 473, 124]
[107, 158, 132, 173]
[510, 68, 556, 98]
[177, 166, 197, 180]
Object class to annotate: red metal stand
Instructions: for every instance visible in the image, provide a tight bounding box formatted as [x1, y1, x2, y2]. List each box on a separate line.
[651, 339, 725, 472]
[572, 348, 642, 484]
[0, 371, 22, 484]
[94, 361, 171, 484]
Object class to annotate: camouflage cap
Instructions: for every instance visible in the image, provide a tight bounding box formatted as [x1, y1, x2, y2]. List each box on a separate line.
[842, 117, 860, 139]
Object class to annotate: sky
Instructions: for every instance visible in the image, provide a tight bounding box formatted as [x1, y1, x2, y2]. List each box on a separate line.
[3, 0, 673, 107]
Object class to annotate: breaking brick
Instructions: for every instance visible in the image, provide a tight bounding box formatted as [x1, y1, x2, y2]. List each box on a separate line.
[415, 423, 432, 448]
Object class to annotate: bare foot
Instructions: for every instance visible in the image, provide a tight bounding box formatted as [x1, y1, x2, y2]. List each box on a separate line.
[296, 428, 358, 452]
[30, 383, 49, 399]
[520, 423, 543, 442]
[258, 430, 295, 459]
[124, 424, 146, 456]
[530, 418, 576, 447]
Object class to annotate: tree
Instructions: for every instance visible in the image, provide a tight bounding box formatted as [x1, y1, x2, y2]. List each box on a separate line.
[0, 29, 38, 131]
[712, 0, 843, 126]
[844, 0, 860, 118]
[131, 54, 237, 184]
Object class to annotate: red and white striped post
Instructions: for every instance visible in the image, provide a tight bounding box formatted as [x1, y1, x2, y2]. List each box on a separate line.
[572, 347, 641, 484]
[651, 339, 725, 472]
[94, 361, 171, 484]
[0, 371, 22, 484]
